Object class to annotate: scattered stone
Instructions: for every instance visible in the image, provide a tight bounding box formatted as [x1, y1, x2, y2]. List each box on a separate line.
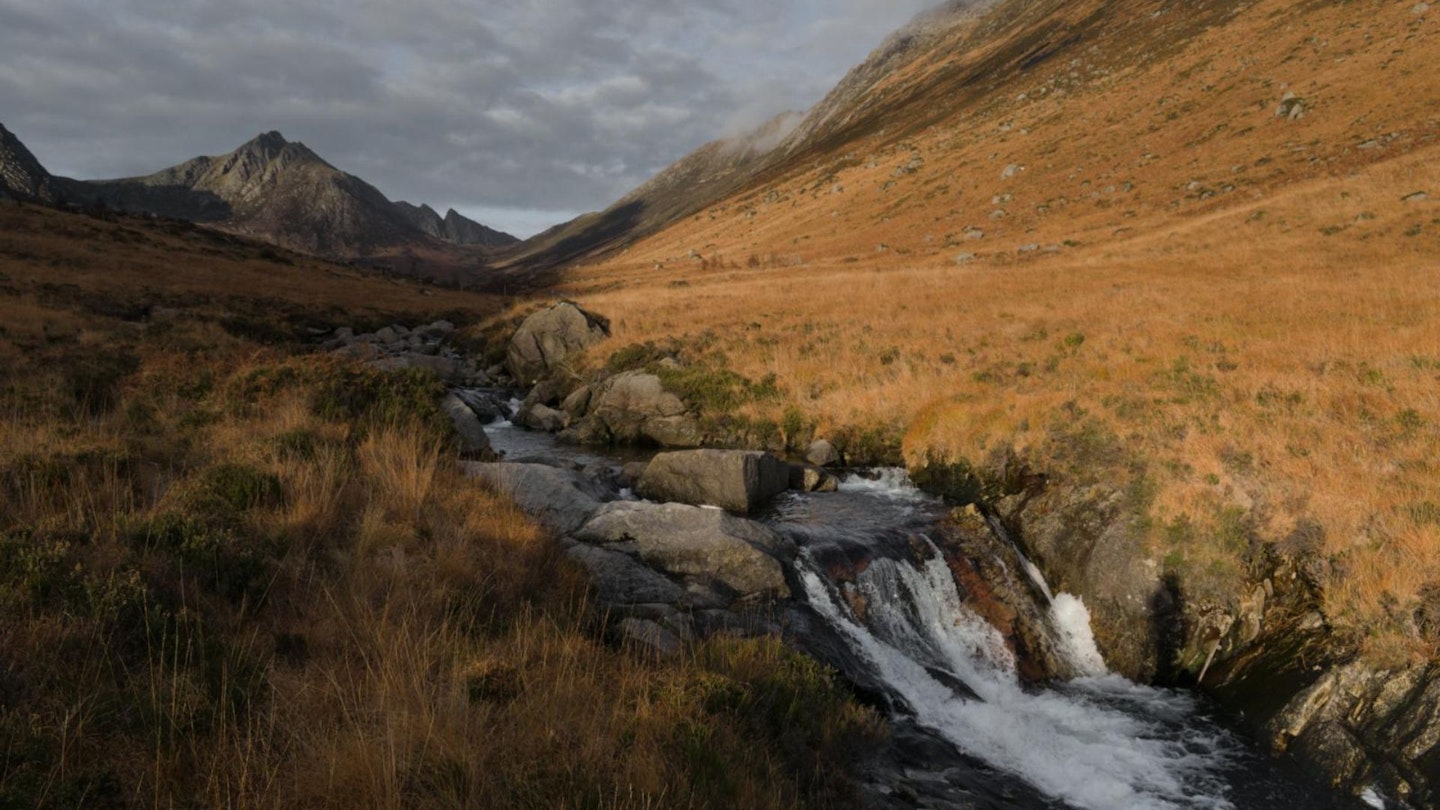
[505, 301, 611, 386]
[1017, 243, 1039, 253]
[965, 229, 986, 240]
[806, 439, 842, 468]
[576, 501, 793, 599]
[1402, 191, 1429, 203]
[638, 449, 790, 514]
[989, 209, 1008, 220]
[1275, 91, 1308, 120]
[441, 393, 494, 459]
[954, 252, 976, 264]
[1002, 164, 1025, 179]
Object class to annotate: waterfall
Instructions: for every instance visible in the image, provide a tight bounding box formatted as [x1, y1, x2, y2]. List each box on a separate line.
[797, 536, 1241, 810]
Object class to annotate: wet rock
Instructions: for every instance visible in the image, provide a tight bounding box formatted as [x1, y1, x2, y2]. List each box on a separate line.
[463, 462, 611, 534]
[506, 301, 610, 386]
[517, 402, 567, 433]
[790, 464, 840, 493]
[619, 461, 649, 489]
[806, 439, 842, 467]
[638, 449, 790, 514]
[441, 393, 494, 459]
[575, 501, 792, 600]
[451, 389, 511, 423]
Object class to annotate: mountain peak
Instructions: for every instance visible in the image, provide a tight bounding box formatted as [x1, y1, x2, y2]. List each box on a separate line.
[0, 122, 57, 202]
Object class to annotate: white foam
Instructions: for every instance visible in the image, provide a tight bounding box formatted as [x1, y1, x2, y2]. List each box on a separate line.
[1052, 592, 1110, 677]
[837, 468, 935, 502]
[1360, 786, 1387, 809]
[800, 548, 1237, 810]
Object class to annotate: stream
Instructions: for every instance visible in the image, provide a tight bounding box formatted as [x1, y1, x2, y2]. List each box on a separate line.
[483, 411, 1369, 810]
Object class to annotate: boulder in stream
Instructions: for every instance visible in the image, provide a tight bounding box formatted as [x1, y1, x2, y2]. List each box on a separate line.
[638, 449, 789, 514]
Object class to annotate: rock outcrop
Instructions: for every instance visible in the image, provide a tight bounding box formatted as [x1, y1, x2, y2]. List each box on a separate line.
[637, 450, 791, 515]
[505, 302, 610, 386]
[566, 371, 702, 447]
[575, 501, 793, 601]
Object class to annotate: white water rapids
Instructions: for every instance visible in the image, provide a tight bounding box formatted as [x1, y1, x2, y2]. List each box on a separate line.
[805, 472, 1241, 810]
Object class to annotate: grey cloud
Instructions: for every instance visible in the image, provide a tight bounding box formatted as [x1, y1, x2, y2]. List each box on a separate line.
[0, 0, 939, 236]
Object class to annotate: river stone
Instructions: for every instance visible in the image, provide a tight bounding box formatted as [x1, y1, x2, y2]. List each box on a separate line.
[806, 439, 842, 467]
[517, 402, 567, 433]
[462, 462, 610, 534]
[638, 449, 790, 514]
[561, 385, 592, 419]
[575, 501, 793, 600]
[789, 464, 840, 493]
[441, 393, 494, 459]
[505, 301, 610, 386]
[580, 371, 702, 447]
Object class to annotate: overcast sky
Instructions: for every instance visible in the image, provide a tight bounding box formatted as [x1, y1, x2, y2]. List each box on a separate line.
[0, 0, 937, 237]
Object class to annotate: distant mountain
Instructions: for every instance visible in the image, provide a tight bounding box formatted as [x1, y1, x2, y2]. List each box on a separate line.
[0, 127, 517, 259]
[393, 201, 516, 247]
[0, 123, 61, 203]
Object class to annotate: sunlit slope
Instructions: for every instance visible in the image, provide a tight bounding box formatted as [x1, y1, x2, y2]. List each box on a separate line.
[547, 0, 1440, 655]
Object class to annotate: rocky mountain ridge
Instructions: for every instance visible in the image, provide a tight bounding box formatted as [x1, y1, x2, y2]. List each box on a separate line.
[0, 127, 517, 259]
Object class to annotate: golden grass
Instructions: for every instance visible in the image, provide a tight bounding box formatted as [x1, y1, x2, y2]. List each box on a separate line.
[0, 222, 879, 807]
[523, 0, 1440, 658]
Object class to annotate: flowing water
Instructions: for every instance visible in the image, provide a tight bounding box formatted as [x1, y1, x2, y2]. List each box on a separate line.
[482, 416, 1366, 810]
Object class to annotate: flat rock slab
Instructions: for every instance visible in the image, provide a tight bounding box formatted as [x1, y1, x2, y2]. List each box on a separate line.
[576, 501, 793, 600]
[638, 449, 789, 514]
[463, 462, 611, 535]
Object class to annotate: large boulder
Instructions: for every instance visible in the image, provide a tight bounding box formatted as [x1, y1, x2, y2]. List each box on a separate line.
[505, 302, 610, 386]
[573, 372, 701, 447]
[638, 450, 789, 514]
[441, 393, 494, 459]
[575, 501, 792, 600]
[462, 462, 611, 534]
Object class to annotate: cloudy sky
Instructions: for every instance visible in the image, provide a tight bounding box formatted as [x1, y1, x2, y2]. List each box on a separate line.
[0, 0, 937, 237]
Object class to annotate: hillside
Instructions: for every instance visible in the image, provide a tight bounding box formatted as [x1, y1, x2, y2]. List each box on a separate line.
[0, 128, 518, 262]
[490, 0, 1440, 798]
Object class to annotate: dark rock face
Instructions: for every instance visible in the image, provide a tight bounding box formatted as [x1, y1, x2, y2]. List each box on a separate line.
[393, 201, 519, 247]
[638, 450, 791, 515]
[505, 302, 611, 386]
[0, 123, 57, 202]
[442, 393, 495, 459]
[983, 467, 1439, 803]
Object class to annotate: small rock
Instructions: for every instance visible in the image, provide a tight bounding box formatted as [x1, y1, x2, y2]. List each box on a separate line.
[965, 229, 986, 240]
[806, 439, 842, 468]
[954, 252, 977, 264]
[1402, 191, 1429, 203]
[1002, 164, 1025, 179]
[518, 402, 567, 433]
[789, 464, 840, 493]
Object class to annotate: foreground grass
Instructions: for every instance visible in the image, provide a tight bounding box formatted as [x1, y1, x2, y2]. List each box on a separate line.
[0, 210, 880, 808]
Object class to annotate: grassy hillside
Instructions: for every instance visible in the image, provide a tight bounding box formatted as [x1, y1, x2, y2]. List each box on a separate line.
[0, 202, 879, 807]
[530, 0, 1440, 661]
